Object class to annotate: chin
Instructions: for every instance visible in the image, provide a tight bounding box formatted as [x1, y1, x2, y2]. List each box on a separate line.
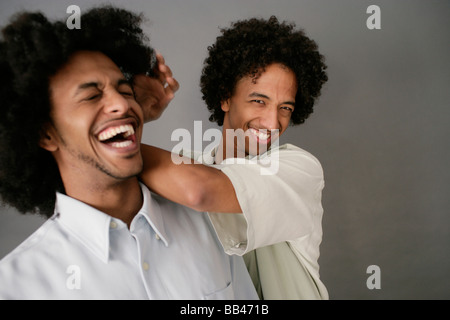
[101, 161, 143, 181]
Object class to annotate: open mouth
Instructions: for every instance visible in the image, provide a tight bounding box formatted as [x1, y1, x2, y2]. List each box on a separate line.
[97, 123, 136, 149]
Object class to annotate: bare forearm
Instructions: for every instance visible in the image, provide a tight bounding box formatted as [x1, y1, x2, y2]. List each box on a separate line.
[140, 144, 242, 213]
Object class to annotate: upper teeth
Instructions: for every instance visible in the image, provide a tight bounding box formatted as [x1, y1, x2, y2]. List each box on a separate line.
[249, 128, 270, 140]
[98, 124, 135, 141]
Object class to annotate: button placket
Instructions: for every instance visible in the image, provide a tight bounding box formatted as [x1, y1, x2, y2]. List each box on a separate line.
[132, 218, 152, 275]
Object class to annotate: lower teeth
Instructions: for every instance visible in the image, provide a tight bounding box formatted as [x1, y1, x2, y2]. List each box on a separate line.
[111, 140, 133, 148]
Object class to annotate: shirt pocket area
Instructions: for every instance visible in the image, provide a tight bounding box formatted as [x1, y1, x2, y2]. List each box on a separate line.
[203, 282, 234, 300]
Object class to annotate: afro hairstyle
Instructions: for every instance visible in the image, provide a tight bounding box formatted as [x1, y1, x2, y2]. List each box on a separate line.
[0, 5, 153, 217]
[200, 16, 328, 126]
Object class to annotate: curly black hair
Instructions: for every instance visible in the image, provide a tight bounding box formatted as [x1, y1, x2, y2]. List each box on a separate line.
[0, 6, 153, 217]
[200, 16, 328, 126]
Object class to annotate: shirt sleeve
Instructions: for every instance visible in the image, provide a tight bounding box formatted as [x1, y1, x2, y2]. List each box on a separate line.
[208, 144, 325, 256]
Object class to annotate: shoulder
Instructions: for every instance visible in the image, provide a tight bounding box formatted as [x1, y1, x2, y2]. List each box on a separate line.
[0, 218, 56, 265]
[270, 143, 324, 177]
[0, 218, 62, 297]
[150, 191, 211, 224]
[274, 143, 321, 164]
[148, 192, 226, 256]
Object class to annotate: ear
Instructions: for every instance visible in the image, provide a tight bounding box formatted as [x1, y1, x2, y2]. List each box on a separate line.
[39, 123, 59, 152]
[221, 99, 230, 112]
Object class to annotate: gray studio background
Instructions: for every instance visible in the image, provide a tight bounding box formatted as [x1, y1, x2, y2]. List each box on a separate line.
[0, 0, 449, 299]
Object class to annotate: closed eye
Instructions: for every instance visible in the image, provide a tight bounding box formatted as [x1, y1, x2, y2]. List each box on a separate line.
[120, 91, 134, 96]
[118, 82, 135, 98]
[85, 93, 102, 101]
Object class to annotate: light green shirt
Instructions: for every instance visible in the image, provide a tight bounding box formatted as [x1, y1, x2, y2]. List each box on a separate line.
[191, 143, 329, 300]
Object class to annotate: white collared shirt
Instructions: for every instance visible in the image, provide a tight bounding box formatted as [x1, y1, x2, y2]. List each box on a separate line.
[192, 143, 329, 299]
[0, 184, 258, 300]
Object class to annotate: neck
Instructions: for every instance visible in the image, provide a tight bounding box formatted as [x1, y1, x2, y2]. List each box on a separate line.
[217, 127, 246, 163]
[62, 176, 143, 227]
[215, 138, 225, 164]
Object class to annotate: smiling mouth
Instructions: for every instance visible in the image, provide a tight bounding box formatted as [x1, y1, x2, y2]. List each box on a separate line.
[248, 128, 270, 139]
[248, 127, 273, 144]
[97, 124, 136, 149]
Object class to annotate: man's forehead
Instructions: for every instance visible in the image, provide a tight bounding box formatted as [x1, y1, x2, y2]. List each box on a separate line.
[60, 51, 122, 76]
[236, 66, 297, 97]
[51, 51, 125, 88]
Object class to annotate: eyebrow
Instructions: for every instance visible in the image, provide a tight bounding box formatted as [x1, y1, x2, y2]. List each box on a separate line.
[73, 78, 132, 98]
[118, 78, 132, 87]
[249, 92, 296, 107]
[249, 92, 270, 100]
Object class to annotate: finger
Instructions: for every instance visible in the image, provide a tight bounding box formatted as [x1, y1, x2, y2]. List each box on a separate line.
[165, 76, 180, 95]
[155, 52, 165, 66]
[160, 64, 173, 79]
[156, 54, 170, 72]
[157, 61, 173, 85]
[150, 52, 166, 81]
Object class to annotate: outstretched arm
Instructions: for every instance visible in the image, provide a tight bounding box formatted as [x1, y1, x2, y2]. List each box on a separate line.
[140, 144, 242, 213]
[133, 53, 240, 212]
[134, 53, 241, 213]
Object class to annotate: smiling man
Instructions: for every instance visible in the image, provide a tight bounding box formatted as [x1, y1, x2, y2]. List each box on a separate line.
[217, 62, 297, 160]
[0, 6, 257, 299]
[140, 17, 329, 299]
[42, 50, 144, 226]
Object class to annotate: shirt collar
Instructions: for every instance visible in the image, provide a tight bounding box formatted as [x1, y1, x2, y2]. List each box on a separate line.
[54, 183, 168, 263]
[201, 142, 283, 165]
[134, 183, 169, 247]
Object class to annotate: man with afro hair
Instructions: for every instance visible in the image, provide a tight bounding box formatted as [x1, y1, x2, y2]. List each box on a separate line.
[0, 6, 258, 300]
[140, 16, 329, 299]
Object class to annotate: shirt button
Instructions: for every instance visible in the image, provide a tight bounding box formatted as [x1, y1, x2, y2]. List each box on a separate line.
[155, 233, 161, 240]
[110, 221, 118, 229]
[142, 262, 149, 271]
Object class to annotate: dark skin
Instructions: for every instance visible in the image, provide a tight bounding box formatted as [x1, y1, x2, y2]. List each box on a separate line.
[39, 52, 180, 227]
[133, 53, 179, 122]
[138, 60, 296, 214]
[41, 51, 145, 226]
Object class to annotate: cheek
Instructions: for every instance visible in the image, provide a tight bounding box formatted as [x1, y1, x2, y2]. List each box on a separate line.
[52, 111, 92, 145]
[278, 118, 291, 135]
[66, 114, 88, 133]
[226, 107, 243, 128]
[233, 107, 256, 126]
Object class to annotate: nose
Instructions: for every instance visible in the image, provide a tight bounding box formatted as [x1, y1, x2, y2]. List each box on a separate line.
[260, 106, 280, 131]
[103, 90, 130, 115]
